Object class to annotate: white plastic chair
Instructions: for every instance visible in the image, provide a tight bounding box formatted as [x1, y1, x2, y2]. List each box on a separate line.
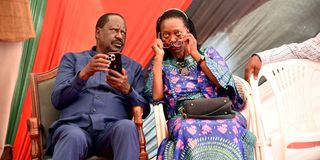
[250, 59, 320, 160]
[153, 75, 261, 160]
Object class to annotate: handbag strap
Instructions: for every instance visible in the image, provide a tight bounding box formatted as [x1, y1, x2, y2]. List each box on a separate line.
[185, 112, 235, 120]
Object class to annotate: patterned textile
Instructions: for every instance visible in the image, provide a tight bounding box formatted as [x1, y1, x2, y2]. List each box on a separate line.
[144, 47, 256, 160]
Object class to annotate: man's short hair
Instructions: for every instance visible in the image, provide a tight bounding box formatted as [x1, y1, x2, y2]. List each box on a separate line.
[95, 13, 125, 30]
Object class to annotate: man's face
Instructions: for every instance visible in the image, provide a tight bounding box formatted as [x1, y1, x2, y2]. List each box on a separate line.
[96, 15, 127, 53]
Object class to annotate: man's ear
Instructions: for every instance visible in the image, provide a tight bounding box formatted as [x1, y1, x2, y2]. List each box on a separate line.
[95, 28, 101, 39]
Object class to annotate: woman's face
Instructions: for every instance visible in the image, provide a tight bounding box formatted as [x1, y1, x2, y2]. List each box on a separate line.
[160, 17, 188, 56]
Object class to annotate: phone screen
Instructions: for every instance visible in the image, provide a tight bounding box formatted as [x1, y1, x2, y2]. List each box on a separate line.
[108, 52, 122, 74]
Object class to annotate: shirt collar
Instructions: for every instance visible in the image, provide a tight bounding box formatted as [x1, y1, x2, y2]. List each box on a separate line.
[89, 46, 97, 57]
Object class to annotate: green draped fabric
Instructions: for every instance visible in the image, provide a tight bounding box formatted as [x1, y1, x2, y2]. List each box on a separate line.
[5, 0, 47, 144]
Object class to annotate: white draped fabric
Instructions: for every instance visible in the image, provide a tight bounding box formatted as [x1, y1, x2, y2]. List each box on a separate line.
[0, 42, 23, 156]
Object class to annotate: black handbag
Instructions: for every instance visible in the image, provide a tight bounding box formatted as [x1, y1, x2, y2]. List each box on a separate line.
[178, 97, 235, 119]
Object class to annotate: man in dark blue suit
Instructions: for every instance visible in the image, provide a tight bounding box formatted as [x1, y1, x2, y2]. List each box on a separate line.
[47, 13, 150, 160]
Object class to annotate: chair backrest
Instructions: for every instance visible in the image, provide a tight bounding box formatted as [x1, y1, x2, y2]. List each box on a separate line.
[250, 59, 320, 159]
[29, 68, 146, 160]
[29, 67, 60, 149]
[233, 75, 262, 160]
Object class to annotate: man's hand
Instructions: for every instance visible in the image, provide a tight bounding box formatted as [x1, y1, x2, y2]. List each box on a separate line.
[106, 68, 131, 95]
[79, 53, 110, 80]
[244, 55, 262, 82]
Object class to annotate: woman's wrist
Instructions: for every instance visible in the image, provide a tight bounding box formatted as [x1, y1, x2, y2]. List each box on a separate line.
[197, 55, 205, 66]
[154, 53, 164, 60]
[154, 57, 163, 65]
[190, 51, 202, 62]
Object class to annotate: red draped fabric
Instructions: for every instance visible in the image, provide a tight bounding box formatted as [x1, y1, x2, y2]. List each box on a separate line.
[13, 0, 191, 159]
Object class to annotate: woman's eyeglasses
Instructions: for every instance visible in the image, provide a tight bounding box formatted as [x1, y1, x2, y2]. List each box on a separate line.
[162, 41, 184, 49]
[158, 32, 184, 49]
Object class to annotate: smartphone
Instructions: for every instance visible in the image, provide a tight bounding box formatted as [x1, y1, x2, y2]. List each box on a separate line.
[108, 52, 122, 74]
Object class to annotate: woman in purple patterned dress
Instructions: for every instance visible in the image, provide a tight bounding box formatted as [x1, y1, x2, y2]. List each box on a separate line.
[144, 8, 256, 160]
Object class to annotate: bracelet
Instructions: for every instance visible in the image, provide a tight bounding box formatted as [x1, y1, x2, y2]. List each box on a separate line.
[197, 55, 205, 66]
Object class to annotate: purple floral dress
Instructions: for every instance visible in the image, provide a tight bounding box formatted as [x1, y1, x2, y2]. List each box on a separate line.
[144, 47, 256, 160]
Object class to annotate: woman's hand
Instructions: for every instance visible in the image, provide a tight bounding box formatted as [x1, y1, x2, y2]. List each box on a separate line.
[151, 39, 165, 61]
[183, 33, 199, 56]
[183, 33, 203, 63]
[151, 39, 165, 101]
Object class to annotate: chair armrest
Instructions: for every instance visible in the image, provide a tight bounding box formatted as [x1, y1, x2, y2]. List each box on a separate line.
[287, 133, 320, 148]
[27, 117, 41, 160]
[152, 103, 168, 147]
[132, 106, 148, 160]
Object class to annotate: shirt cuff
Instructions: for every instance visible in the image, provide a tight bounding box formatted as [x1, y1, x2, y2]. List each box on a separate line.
[256, 51, 269, 65]
[71, 71, 87, 91]
[124, 88, 141, 106]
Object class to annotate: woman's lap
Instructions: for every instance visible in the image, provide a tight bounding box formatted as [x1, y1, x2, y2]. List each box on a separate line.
[157, 114, 256, 160]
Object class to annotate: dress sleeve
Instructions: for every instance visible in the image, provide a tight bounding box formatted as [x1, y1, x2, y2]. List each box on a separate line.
[143, 65, 154, 104]
[143, 61, 167, 105]
[202, 47, 244, 111]
[202, 47, 233, 89]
